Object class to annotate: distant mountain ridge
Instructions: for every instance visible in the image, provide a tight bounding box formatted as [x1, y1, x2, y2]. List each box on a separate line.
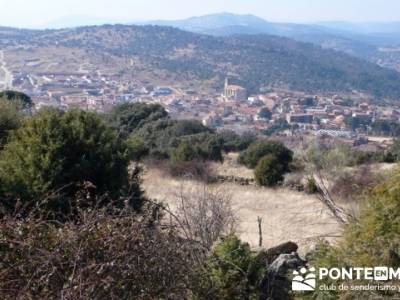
[141, 13, 400, 70]
[38, 13, 400, 43]
[142, 13, 272, 33]
[141, 13, 334, 37]
[1, 24, 400, 99]
[13, 13, 400, 69]
[140, 13, 400, 43]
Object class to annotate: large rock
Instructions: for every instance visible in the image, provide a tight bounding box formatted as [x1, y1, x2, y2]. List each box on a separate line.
[265, 241, 298, 265]
[259, 252, 306, 300]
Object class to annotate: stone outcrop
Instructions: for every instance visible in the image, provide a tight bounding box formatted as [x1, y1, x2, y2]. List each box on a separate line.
[258, 242, 307, 300]
[264, 241, 298, 265]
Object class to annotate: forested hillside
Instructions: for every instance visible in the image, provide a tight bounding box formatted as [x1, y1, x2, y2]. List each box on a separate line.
[2, 24, 400, 98]
[143, 13, 400, 73]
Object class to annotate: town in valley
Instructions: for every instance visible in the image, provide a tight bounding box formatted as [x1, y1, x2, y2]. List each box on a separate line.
[1, 51, 397, 151]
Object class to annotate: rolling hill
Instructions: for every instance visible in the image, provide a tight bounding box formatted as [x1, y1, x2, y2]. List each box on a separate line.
[2, 24, 400, 98]
[142, 13, 400, 47]
[142, 13, 347, 40]
[142, 13, 400, 70]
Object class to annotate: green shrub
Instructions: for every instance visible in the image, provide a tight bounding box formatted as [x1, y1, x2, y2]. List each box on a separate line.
[341, 174, 400, 266]
[370, 119, 400, 137]
[0, 109, 136, 215]
[0, 90, 33, 109]
[171, 141, 198, 163]
[108, 102, 168, 138]
[305, 177, 319, 194]
[310, 169, 400, 299]
[217, 130, 256, 152]
[239, 140, 293, 170]
[263, 118, 293, 136]
[203, 234, 266, 299]
[202, 135, 224, 162]
[133, 119, 210, 157]
[254, 154, 285, 187]
[133, 118, 223, 162]
[0, 98, 23, 149]
[390, 139, 400, 161]
[126, 136, 149, 161]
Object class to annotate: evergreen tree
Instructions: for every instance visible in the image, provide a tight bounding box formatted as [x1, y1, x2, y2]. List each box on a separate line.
[0, 109, 139, 216]
[254, 154, 285, 187]
[0, 90, 33, 109]
[0, 98, 23, 149]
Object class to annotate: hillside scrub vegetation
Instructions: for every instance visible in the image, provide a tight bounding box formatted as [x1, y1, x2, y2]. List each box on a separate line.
[109, 103, 258, 168]
[200, 234, 267, 299]
[238, 139, 293, 187]
[0, 100, 295, 299]
[0, 108, 143, 218]
[238, 140, 293, 170]
[217, 129, 257, 152]
[255, 154, 286, 187]
[9, 25, 400, 98]
[1, 99, 397, 299]
[106, 103, 260, 181]
[108, 102, 168, 138]
[131, 118, 218, 159]
[301, 140, 393, 202]
[0, 90, 33, 109]
[0, 98, 24, 149]
[304, 140, 395, 172]
[308, 167, 400, 299]
[0, 204, 195, 299]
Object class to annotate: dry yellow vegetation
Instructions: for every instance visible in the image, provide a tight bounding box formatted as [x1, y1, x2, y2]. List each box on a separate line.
[142, 162, 341, 253]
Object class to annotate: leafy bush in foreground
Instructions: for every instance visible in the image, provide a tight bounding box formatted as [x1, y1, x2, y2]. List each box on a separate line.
[200, 234, 266, 299]
[0, 109, 134, 216]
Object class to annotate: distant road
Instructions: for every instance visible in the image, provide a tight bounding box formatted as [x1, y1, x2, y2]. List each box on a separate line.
[0, 50, 13, 89]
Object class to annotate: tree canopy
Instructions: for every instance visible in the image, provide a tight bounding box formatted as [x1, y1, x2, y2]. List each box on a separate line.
[131, 118, 222, 161]
[108, 102, 168, 138]
[258, 107, 272, 120]
[0, 98, 23, 149]
[0, 90, 33, 109]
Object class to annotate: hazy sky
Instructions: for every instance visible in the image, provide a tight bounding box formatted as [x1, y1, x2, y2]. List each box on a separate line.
[1, 0, 400, 28]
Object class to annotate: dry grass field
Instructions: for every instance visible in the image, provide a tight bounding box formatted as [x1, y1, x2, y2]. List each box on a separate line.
[142, 158, 342, 253]
[210, 152, 254, 179]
